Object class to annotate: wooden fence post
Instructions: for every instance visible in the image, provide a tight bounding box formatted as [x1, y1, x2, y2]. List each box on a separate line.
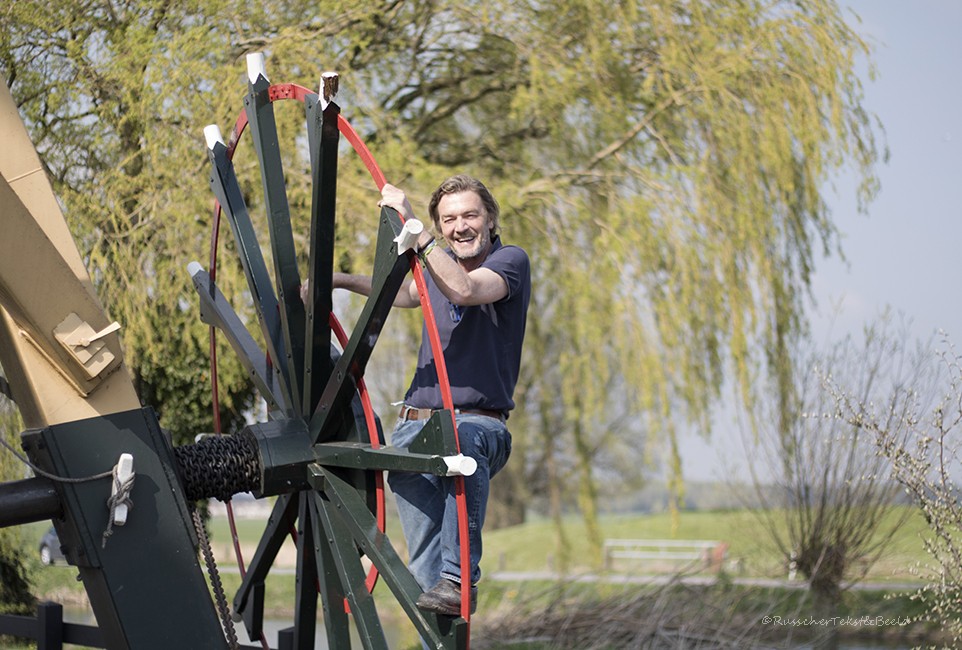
[37, 601, 63, 650]
[278, 625, 295, 650]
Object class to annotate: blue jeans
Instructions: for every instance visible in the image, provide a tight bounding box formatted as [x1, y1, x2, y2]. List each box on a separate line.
[388, 413, 512, 590]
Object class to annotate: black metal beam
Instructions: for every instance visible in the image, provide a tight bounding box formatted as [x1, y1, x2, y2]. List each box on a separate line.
[233, 493, 297, 634]
[309, 466, 467, 650]
[312, 490, 389, 650]
[310, 209, 412, 445]
[313, 442, 452, 476]
[207, 139, 293, 415]
[189, 264, 285, 413]
[293, 493, 319, 650]
[0, 477, 60, 527]
[302, 92, 339, 417]
[21, 409, 229, 650]
[311, 492, 350, 650]
[246, 73, 306, 416]
[0, 603, 106, 648]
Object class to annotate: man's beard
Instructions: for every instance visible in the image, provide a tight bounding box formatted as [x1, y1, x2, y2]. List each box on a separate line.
[450, 226, 490, 262]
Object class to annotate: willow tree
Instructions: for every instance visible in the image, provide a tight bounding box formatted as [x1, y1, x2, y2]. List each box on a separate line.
[2, 0, 881, 564]
[358, 0, 884, 564]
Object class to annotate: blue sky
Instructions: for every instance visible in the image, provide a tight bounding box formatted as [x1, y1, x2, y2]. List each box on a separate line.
[808, 0, 962, 344]
[680, 0, 962, 481]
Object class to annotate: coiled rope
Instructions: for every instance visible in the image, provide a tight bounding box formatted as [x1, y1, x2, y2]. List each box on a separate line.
[101, 464, 135, 548]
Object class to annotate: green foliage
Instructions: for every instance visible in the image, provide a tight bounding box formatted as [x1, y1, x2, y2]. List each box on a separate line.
[0, 398, 36, 616]
[1, 0, 882, 554]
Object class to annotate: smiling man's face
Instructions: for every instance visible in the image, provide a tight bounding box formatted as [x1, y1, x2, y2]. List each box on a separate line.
[437, 191, 494, 268]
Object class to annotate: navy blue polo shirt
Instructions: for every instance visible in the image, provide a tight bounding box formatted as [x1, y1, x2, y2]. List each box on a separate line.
[403, 236, 530, 416]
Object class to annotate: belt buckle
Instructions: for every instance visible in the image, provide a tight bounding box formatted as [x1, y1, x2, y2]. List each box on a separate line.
[400, 405, 431, 421]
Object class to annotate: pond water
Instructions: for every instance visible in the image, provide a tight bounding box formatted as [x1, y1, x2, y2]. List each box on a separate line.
[63, 606, 409, 649]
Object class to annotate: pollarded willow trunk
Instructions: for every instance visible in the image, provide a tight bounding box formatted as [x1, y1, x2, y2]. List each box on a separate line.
[811, 585, 841, 650]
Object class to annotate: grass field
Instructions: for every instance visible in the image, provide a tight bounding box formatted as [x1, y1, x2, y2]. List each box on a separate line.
[193, 504, 937, 583]
[13, 504, 936, 609]
[482, 506, 933, 582]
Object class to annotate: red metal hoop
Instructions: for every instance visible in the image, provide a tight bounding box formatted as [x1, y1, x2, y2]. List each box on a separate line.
[205, 83, 473, 629]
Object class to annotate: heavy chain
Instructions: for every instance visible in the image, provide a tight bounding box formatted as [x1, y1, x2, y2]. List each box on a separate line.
[174, 434, 261, 502]
[191, 507, 239, 650]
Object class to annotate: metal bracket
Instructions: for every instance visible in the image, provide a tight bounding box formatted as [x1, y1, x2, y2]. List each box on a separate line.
[110, 453, 134, 526]
[393, 219, 424, 255]
[409, 411, 460, 457]
[52, 313, 120, 378]
[313, 441, 460, 476]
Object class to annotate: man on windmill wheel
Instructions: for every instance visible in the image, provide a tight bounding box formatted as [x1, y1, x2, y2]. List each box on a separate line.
[331, 174, 530, 616]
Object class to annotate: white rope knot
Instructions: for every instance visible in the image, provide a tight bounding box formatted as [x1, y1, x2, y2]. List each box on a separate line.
[102, 455, 135, 548]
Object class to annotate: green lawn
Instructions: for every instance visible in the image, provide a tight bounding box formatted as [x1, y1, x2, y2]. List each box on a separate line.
[18, 504, 936, 586]
[16, 505, 935, 600]
[482, 506, 933, 582]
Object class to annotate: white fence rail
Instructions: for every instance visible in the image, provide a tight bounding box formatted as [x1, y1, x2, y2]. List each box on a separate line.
[603, 539, 728, 571]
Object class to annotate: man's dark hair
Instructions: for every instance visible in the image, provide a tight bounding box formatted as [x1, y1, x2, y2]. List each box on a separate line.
[427, 175, 500, 235]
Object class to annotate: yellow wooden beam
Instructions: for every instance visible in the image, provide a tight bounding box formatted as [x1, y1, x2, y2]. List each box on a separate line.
[0, 73, 139, 427]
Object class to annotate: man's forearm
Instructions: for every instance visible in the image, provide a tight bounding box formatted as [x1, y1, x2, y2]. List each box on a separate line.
[332, 273, 373, 296]
[334, 272, 419, 308]
[421, 244, 509, 306]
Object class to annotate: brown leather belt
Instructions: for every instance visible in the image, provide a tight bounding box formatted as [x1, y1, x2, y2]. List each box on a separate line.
[399, 405, 505, 423]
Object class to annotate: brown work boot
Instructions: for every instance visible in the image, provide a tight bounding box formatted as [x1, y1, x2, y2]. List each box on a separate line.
[416, 579, 478, 616]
